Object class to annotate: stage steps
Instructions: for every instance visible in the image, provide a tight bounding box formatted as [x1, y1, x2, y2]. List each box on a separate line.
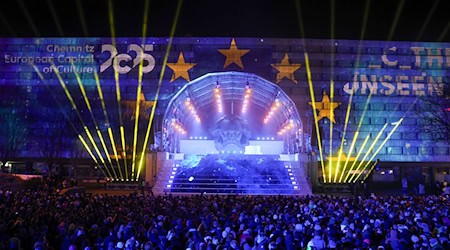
[153, 154, 311, 195]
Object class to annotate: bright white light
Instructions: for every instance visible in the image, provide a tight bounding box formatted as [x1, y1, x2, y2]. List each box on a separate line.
[194, 136, 198, 139]
[292, 182, 297, 184]
[173, 167, 177, 171]
[170, 176, 174, 179]
[257, 137, 260, 140]
[175, 164, 179, 167]
[171, 172, 176, 175]
[199, 137, 203, 140]
[294, 186, 299, 189]
[389, 169, 394, 174]
[289, 173, 293, 176]
[271, 137, 274, 140]
[190, 136, 193, 139]
[290, 177, 295, 180]
[166, 184, 171, 188]
[188, 176, 194, 182]
[168, 180, 173, 183]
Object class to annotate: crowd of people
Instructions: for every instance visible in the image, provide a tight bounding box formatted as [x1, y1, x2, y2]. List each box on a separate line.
[0, 186, 449, 250]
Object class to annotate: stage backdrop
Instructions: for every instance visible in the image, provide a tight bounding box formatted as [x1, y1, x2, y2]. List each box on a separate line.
[0, 38, 448, 164]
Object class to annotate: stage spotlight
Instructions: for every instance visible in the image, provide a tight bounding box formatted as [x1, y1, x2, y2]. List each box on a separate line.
[188, 176, 194, 182]
[166, 184, 171, 188]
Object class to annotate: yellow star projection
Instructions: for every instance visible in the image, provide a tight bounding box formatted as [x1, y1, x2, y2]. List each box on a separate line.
[309, 91, 341, 123]
[218, 38, 249, 69]
[271, 53, 302, 84]
[167, 52, 196, 82]
[122, 93, 154, 120]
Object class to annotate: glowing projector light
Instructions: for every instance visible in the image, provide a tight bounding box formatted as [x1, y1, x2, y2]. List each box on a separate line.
[188, 176, 195, 182]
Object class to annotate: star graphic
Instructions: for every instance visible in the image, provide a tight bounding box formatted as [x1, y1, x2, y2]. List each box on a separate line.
[271, 53, 302, 84]
[122, 93, 154, 120]
[218, 38, 249, 69]
[309, 91, 341, 123]
[166, 52, 196, 82]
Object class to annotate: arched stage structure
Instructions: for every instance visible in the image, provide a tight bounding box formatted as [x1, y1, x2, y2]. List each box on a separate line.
[153, 72, 312, 195]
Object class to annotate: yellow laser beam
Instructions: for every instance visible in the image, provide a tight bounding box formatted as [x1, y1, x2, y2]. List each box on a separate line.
[136, 0, 184, 180]
[78, 135, 108, 178]
[416, 0, 441, 41]
[304, 52, 326, 183]
[33, 65, 109, 179]
[348, 123, 389, 183]
[51, 65, 113, 179]
[335, 0, 371, 183]
[93, 70, 123, 180]
[343, 134, 370, 183]
[108, 0, 128, 178]
[71, 63, 118, 179]
[17, 0, 40, 36]
[75, 0, 89, 36]
[338, 131, 359, 183]
[131, 0, 151, 179]
[362, 160, 379, 182]
[387, 0, 405, 41]
[46, 0, 63, 36]
[354, 119, 403, 182]
[339, 93, 372, 181]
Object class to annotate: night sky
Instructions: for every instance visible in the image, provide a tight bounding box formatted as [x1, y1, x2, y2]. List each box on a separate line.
[0, 0, 448, 41]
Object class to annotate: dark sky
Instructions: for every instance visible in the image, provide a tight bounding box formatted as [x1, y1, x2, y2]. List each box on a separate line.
[0, 0, 448, 42]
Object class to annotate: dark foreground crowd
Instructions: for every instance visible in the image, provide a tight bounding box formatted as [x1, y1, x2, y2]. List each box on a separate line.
[0, 189, 449, 250]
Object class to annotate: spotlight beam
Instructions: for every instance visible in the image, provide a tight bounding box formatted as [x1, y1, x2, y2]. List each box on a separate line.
[131, 0, 151, 179]
[33, 65, 108, 178]
[437, 22, 449, 42]
[339, 94, 372, 182]
[108, 0, 128, 179]
[343, 134, 370, 183]
[51, 65, 114, 179]
[75, 0, 89, 36]
[347, 123, 389, 183]
[387, 0, 405, 41]
[137, 0, 184, 179]
[0, 10, 17, 36]
[335, 0, 371, 183]
[416, 0, 441, 41]
[17, 0, 40, 36]
[294, 0, 307, 48]
[353, 119, 403, 182]
[304, 52, 326, 183]
[93, 70, 123, 180]
[71, 63, 118, 179]
[46, 0, 64, 36]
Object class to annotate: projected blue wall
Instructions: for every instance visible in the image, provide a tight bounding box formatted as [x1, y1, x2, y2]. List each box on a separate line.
[0, 37, 449, 167]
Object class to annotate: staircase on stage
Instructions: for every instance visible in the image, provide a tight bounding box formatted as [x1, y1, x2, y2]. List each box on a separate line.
[153, 152, 312, 195]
